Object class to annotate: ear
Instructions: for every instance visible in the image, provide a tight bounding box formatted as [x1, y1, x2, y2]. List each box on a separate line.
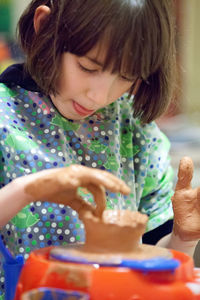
[34, 5, 51, 33]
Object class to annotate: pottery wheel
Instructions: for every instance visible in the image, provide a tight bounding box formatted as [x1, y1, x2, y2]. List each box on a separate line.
[50, 243, 172, 266]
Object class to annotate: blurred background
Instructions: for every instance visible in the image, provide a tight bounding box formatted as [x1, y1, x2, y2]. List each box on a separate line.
[1, 0, 200, 264]
[0, 0, 29, 70]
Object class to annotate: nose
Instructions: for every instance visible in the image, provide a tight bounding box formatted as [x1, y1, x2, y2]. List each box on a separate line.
[86, 74, 114, 107]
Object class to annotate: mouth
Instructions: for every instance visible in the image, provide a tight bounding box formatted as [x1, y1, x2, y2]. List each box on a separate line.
[72, 100, 95, 116]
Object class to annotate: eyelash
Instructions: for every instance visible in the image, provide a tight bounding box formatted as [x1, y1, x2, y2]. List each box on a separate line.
[120, 75, 135, 82]
[78, 63, 97, 73]
[78, 63, 135, 82]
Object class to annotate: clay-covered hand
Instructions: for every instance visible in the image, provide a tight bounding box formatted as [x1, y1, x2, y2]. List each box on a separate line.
[24, 165, 130, 218]
[171, 156, 200, 241]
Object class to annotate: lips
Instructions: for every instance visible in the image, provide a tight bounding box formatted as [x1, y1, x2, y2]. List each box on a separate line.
[72, 100, 95, 116]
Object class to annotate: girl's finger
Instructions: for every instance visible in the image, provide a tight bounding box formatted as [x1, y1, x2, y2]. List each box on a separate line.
[85, 183, 106, 218]
[101, 172, 131, 194]
[88, 171, 130, 195]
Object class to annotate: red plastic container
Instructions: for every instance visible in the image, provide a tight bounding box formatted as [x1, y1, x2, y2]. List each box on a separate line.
[15, 247, 200, 300]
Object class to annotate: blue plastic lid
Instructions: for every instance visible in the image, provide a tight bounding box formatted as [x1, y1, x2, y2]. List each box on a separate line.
[50, 250, 180, 273]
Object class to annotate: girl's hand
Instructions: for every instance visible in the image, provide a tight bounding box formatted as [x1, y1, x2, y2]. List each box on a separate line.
[24, 165, 130, 218]
[172, 156, 200, 241]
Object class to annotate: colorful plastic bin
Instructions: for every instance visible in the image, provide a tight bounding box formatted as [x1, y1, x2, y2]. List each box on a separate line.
[13, 246, 200, 300]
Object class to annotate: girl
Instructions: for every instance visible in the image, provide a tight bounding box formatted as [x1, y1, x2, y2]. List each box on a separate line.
[0, 0, 200, 298]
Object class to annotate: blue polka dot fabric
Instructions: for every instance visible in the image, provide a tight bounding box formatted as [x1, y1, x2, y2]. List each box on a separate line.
[0, 83, 174, 297]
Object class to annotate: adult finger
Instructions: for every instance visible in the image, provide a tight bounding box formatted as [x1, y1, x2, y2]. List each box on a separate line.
[196, 187, 200, 211]
[175, 156, 193, 191]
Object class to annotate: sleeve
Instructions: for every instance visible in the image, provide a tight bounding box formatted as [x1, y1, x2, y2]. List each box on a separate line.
[142, 219, 173, 245]
[138, 126, 174, 232]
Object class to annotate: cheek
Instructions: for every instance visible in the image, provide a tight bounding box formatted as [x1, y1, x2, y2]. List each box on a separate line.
[112, 82, 132, 99]
[57, 72, 73, 95]
[57, 59, 75, 93]
[59, 68, 85, 95]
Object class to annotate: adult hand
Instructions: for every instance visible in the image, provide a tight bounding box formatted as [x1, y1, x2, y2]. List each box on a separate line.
[24, 165, 130, 218]
[171, 156, 200, 241]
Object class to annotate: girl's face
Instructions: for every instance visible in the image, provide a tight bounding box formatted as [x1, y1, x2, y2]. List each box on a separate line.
[51, 44, 139, 120]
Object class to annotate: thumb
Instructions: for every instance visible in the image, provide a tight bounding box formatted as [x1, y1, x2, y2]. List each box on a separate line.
[175, 156, 193, 191]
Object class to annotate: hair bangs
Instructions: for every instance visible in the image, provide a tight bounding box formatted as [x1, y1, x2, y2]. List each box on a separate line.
[62, 0, 120, 55]
[63, 0, 154, 81]
[89, 0, 174, 85]
[68, 0, 164, 85]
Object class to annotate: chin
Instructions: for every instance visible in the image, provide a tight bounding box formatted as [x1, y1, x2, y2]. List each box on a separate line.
[61, 113, 87, 121]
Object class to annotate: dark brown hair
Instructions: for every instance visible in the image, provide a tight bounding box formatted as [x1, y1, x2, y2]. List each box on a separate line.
[18, 0, 176, 123]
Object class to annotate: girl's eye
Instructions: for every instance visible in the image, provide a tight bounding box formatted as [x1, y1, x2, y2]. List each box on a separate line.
[78, 63, 97, 73]
[120, 75, 135, 82]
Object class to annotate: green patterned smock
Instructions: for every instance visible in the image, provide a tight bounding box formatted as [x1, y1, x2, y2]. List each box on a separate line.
[0, 82, 174, 297]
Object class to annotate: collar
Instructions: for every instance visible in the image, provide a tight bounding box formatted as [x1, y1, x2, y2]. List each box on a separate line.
[0, 63, 41, 92]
